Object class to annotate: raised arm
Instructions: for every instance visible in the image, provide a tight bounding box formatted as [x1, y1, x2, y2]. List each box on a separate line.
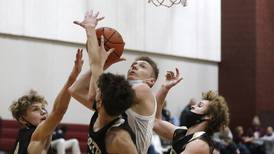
[69, 70, 92, 109]
[69, 56, 125, 110]
[30, 49, 83, 141]
[71, 10, 104, 110]
[71, 10, 123, 110]
[153, 68, 183, 140]
[155, 68, 183, 119]
[73, 10, 112, 102]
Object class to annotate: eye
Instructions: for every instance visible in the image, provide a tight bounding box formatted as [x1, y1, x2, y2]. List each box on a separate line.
[140, 64, 146, 68]
[32, 107, 40, 111]
[198, 102, 203, 107]
[42, 108, 48, 113]
[131, 62, 137, 67]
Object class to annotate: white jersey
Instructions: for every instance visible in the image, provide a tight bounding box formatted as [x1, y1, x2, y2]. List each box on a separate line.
[125, 97, 157, 154]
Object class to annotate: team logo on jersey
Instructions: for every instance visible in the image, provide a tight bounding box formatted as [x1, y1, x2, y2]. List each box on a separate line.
[88, 137, 101, 154]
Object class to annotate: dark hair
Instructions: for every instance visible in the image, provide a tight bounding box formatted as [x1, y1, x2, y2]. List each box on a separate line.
[135, 56, 159, 80]
[97, 73, 135, 116]
[203, 91, 230, 136]
[9, 90, 48, 121]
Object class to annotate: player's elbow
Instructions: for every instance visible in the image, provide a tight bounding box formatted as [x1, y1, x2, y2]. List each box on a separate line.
[68, 86, 83, 101]
[68, 86, 75, 96]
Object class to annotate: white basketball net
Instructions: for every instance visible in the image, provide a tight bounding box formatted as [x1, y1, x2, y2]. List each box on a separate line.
[148, 0, 188, 7]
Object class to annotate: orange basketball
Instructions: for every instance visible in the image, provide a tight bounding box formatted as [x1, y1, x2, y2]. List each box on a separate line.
[96, 27, 125, 65]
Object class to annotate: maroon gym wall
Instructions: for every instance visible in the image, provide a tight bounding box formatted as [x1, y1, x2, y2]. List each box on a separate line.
[220, 0, 274, 130]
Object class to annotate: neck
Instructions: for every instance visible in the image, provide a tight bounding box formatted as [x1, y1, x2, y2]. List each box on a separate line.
[186, 121, 207, 135]
[94, 109, 117, 131]
[128, 79, 144, 85]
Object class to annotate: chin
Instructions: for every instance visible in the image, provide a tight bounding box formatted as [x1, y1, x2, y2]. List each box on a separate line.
[127, 76, 136, 80]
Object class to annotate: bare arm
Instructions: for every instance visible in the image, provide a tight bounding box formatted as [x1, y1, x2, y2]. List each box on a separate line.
[73, 10, 104, 110]
[74, 10, 113, 101]
[71, 10, 123, 110]
[106, 128, 138, 154]
[30, 49, 83, 141]
[153, 118, 178, 140]
[155, 68, 182, 119]
[181, 139, 210, 154]
[154, 68, 182, 140]
[69, 70, 93, 109]
[69, 57, 126, 110]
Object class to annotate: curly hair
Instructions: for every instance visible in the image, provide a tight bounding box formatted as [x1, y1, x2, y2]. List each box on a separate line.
[202, 91, 230, 136]
[135, 56, 159, 80]
[97, 73, 135, 116]
[9, 90, 48, 121]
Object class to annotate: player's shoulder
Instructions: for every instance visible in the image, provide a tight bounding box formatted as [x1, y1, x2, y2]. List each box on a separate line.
[106, 127, 132, 143]
[106, 127, 137, 153]
[107, 127, 129, 136]
[184, 138, 210, 154]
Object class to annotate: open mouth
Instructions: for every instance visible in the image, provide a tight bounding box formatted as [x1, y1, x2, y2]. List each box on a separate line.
[41, 117, 47, 121]
[129, 71, 135, 75]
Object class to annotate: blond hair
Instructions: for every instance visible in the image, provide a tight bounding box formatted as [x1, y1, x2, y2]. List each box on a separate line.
[9, 90, 48, 121]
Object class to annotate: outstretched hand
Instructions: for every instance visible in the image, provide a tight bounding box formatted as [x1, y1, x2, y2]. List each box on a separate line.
[162, 68, 183, 90]
[70, 48, 84, 80]
[73, 10, 104, 29]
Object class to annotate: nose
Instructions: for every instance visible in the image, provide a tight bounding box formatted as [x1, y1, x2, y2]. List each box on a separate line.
[190, 105, 195, 110]
[131, 64, 137, 70]
[41, 109, 48, 115]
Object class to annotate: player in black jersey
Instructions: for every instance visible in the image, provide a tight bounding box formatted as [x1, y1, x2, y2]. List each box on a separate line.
[9, 49, 83, 154]
[154, 73, 229, 154]
[72, 10, 138, 154]
[86, 73, 137, 154]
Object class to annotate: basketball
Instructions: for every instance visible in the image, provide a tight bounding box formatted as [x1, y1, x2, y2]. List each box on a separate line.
[96, 27, 125, 65]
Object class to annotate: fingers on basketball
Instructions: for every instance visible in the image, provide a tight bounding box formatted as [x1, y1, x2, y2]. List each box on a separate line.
[96, 27, 125, 65]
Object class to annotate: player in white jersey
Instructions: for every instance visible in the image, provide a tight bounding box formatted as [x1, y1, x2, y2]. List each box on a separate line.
[69, 10, 184, 153]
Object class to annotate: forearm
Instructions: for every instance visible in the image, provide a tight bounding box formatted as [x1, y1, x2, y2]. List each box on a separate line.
[86, 27, 101, 65]
[155, 85, 170, 119]
[89, 65, 103, 98]
[69, 71, 95, 109]
[52, 71, 79, 113]
[153, 118, 176, 140]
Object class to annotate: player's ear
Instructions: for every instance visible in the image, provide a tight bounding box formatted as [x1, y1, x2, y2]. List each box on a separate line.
[203, 114, 212, 121]
[18, 116, 27, 125]
[95, 97, 103, 111]
[145, 78, 156, 87]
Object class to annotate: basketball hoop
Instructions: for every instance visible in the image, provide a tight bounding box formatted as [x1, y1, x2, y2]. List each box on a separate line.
[148, 0, 187, 7]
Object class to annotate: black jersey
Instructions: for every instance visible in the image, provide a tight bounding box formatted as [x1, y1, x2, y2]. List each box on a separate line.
[170, 128, 214, 154]
[13, 126, 36, 154]
[13, 126, 54, 154]
[87, 112, 136, 154]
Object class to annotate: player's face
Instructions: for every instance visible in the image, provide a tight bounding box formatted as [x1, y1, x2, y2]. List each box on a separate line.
[190, 100, 210, 115]
[22, 102, 48, 126]
[127, 60, 155, 81]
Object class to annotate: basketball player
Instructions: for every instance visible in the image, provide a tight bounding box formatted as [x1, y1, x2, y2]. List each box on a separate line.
[73, 10, 137, 153]
[71, 10, 160, 154]
[154, 88, 230, 153]
[9, 49, 83, 154]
